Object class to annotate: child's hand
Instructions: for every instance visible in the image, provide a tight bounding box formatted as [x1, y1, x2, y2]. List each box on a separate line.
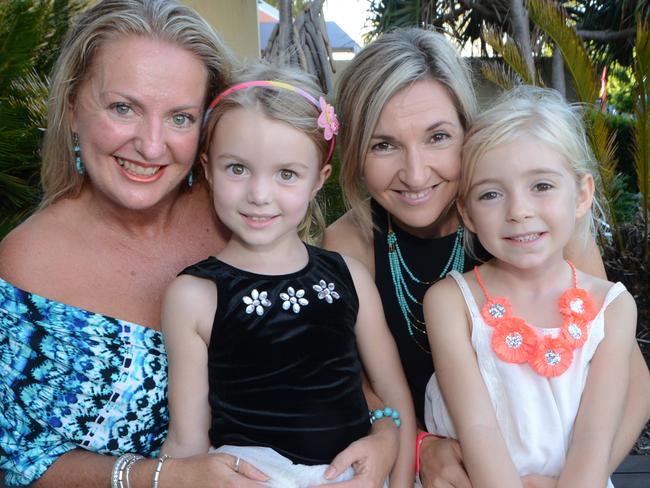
[418, 436, 471, 488]
[521, 474, 557, 488]
[313, 426, 398, 487]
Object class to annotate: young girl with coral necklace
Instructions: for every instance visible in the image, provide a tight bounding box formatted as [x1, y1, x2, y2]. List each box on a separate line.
[423, 86, 638, 488]
[159, 64, 415, 487]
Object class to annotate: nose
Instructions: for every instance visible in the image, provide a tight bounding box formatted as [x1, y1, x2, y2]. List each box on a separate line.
[506, 190, 534, 222]
[247, 175, 272, 205]
[399, 147, 429, 188]
[135, 117, 166, 161]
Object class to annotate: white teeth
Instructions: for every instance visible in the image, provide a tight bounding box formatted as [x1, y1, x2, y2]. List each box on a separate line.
[117, 158, 160, 176]
[511, 233, 540, 242]
[248, 216, 272, 222]
[401, 189, 430, 200]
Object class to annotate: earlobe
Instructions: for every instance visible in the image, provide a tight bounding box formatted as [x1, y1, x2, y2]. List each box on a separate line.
[312, 164, 332, 198]
[200, 153, 212, 185]
[575, 174, 595, 219]
[457, 200, 476, 234]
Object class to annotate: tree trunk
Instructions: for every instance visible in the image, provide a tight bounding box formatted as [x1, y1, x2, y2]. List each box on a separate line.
[278, 0, 293, 66]
[551, 44, 566, 96]
[509, 0, 535, 82]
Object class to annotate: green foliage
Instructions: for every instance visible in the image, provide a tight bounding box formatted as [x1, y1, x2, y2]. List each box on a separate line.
[607, 63, 635, 113]
[320, 149, 345, 225]
[481, 26, 538, 86]
[0, 0, 86, 237]
[632, 20, 650, 254]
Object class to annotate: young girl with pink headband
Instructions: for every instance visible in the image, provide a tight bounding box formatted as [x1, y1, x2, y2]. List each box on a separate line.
[423, 86, 638, 487]
[159, 64, 415, 487]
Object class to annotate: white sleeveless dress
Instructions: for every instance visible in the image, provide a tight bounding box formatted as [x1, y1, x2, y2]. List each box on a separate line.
[424, 271, 625, 486]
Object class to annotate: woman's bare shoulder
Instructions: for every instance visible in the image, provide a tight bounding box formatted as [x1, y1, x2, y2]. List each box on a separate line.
[323, 210, 374, 275]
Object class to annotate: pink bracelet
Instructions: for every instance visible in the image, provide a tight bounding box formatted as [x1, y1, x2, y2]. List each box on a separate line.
[415, 431, 434, 475]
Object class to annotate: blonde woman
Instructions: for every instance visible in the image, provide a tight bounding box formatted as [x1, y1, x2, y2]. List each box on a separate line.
[324, 27, 650, 488]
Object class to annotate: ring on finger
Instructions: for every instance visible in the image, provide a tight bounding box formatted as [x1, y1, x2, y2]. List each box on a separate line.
[234, 456, 241, 473]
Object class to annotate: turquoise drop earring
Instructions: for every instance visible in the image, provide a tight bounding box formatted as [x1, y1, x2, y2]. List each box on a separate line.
[73, 133, 85, 175]
[187, 170, 193, 188]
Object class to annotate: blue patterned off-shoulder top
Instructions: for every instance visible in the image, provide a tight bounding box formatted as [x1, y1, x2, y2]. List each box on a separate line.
[0, 277, 168, 486]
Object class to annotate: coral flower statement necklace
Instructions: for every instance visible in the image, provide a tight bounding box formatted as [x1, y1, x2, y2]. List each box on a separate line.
[475, 260, 597, 377]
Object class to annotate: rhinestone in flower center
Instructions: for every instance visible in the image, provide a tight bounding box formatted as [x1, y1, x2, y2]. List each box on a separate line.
[505, 332, 523, 349]
[567, 322, 582, 340]
[489, 303, 507, 319]
[545, 350, 561, 365]
[569, 298, 585, 314]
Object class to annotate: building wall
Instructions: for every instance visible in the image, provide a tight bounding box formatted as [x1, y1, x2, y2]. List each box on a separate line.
[185, 0, 260, 61]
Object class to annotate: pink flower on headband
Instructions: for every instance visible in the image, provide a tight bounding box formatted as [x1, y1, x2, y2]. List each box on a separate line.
[318, 96, 339, 141]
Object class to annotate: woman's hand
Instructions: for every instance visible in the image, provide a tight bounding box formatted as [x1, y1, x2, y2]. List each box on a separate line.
[521, 474, 557, 488]
[314, 426, 398, 487]
[418, 436, 471, 488]
[157, 453, 269, 488]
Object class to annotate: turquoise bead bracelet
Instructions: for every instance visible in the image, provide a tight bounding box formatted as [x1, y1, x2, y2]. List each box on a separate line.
[369, 406, 401, 427]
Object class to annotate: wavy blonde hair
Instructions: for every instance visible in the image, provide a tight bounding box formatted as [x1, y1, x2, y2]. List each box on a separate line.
[336, 28, 478, 240]
[459, 85, 602, 259]
[201, 63, 332, 245]
[40, 0, 237, 207]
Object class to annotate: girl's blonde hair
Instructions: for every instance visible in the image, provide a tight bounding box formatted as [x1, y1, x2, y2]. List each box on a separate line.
[336, 27, 478, 239]
[201, 63, 331, 245]
[459, 85, 601, 259]
[41, 0, 237, 207]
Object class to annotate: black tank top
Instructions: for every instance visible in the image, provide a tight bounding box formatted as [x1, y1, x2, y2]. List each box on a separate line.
[180, 244, 370, 465]
[372, 199, 484, 423]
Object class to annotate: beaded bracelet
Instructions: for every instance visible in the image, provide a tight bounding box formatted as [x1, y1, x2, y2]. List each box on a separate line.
[152, 454, 171, 488]
[369, 406, 401, 427]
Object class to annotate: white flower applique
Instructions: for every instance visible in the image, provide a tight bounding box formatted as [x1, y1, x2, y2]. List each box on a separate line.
[313, 280, 340, 304]
[242, 289, 271, 316]
[280, 287, 309, 314]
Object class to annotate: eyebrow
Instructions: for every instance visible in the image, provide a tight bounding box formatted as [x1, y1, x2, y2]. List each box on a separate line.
[102, 91, 202, 112]
[471, 168, 566, 188]
[371, 120, 459, 140]
[215, 153, 311, 169]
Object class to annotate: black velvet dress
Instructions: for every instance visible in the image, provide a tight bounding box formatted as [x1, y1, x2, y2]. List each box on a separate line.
[371, 199, 485, 424]
[180, 245, 370, 465]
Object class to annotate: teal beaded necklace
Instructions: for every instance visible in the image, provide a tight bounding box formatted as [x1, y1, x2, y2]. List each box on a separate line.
[387, 215, 465, 353]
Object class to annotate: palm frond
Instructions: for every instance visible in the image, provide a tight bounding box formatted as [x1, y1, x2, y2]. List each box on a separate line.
[482, 25, 536, 85]
[528, 0, 597, 104]
[479, 60, 522, 91]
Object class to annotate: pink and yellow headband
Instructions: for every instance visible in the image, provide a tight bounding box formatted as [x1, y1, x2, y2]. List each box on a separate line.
[207, 80, 339, 163]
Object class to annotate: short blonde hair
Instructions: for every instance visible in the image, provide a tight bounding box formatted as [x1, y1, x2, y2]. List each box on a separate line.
[202, 63, 331, 245]
[41, 0, 237, 207]
[459, 85, 601, 259]
[336, 28, 478, 239]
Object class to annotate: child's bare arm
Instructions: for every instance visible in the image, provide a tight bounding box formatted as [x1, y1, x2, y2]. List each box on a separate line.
[160, 275, 216, 457]
[557, 287, 637, 487]
[424, 277, 522, 488]
[345, 256, 417, 488]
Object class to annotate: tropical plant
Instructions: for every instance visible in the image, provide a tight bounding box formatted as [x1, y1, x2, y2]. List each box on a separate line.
[0, 0, 86, 238]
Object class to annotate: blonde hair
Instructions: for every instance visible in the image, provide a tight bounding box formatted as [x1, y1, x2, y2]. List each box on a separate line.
[336, 28, 478, 239]
[201, 63, 331, 245]
[41, 0, 237, 207]
[459, 85, 601, 259]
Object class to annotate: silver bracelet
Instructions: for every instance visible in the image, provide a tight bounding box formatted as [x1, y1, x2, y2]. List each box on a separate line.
[124, 454, 144, 488]
[152, 454, 171, 488]
[112, 453, 141, 488]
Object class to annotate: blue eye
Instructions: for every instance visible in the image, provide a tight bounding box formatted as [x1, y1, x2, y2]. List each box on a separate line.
[172, 113, 193, 128]
[111, 103, 132, 115]
[430, 132, 450, 143]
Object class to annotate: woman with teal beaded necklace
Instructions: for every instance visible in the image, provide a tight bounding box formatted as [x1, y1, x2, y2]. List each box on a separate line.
[323, 27, 650, 488]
